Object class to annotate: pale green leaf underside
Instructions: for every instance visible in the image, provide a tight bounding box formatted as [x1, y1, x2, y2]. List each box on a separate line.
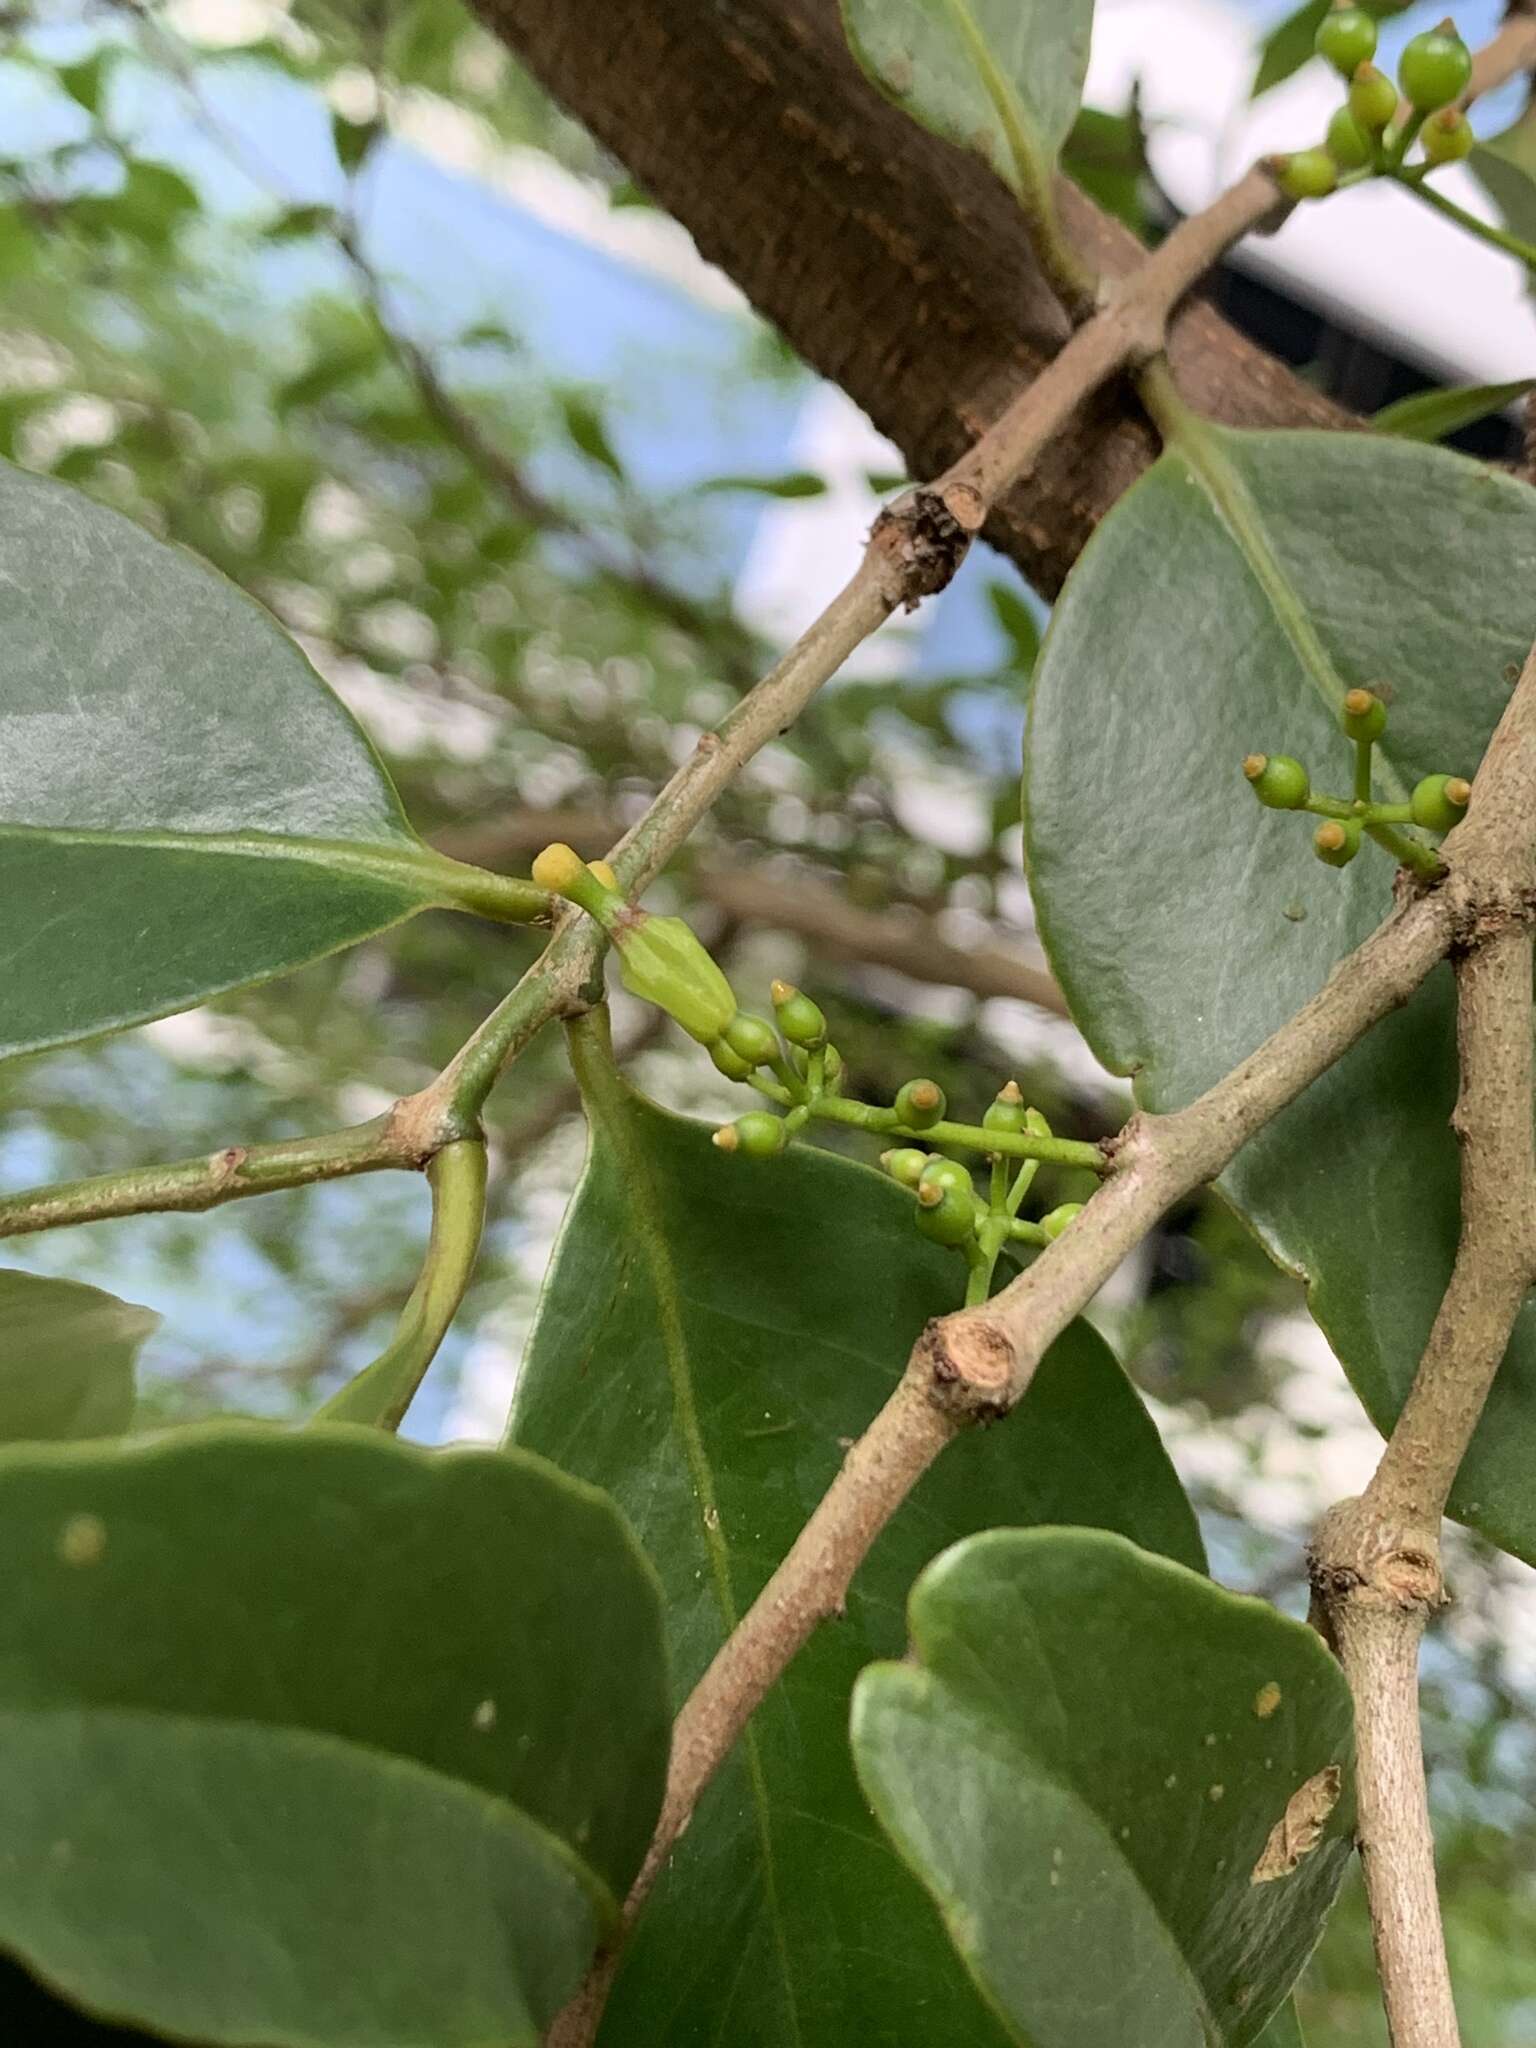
[840, 0, 1092, 196]
[1025, 426, 1536, 1562]
[0, 458, 446, 1058]
[853, 1529, 1355, 2048]
[0, 1426, 669, 2040]
[0, 1268, 155, 1443]
[1372, 379, 1536, 445]
[514, 1052, 1203, 2048]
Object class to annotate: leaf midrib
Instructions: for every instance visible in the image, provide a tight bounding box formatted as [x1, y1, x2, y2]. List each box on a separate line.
[1168, 430, 1412, 807]
[568, 1049, 804, 2047]
[0, 819, 445, 898]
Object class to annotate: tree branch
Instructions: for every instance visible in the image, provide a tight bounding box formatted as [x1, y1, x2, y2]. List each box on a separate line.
[1305, 647, 1536, 2048]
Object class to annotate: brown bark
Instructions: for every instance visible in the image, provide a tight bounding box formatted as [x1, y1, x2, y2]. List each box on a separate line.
[471, 0, 1349, 597]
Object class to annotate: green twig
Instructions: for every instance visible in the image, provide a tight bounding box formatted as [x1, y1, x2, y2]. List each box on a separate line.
[1397, 172, 1536, 270]
[312, 1138, 488, 1432]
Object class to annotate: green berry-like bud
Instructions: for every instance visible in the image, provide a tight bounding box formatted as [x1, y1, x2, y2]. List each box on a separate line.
[881, 1147, 929, 1188]
[1040, 1203, 1085, 1242]
[710, 1038, 755, 1082]
[613, 911, 738, 1043]
[895, 1078, 946, 1129]
[822, 1045, 845, 1091]
[1409, 772, 1472, 832]
[723, 1011, 780, 1068]
[1326, 105, 1374, 170]
[1398, 27, 1472, 112]
[915, 1179, 978, 1247]
[918, 1157, 974, 1199]
[1349, 62, 1400, 132]
[1024, 1107, 1052, 1140]
[717, 1111, 787, 1159]
[1314, 818, 1363, 868]
[983, 1079, 1027, 1135]
[770, 979, 827, 1048]
[1277, 148, 1339, 201]
[1316, 5, 1377, 77]
[1342, 687, 1387, 742]
[1422, 106, 1473, 163]
[1243, 753, 1311, 810]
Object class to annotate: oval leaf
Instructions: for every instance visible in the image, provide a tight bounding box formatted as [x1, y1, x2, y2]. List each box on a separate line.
[852, 1528, 1355, 2048]
[0, 1269, 154, 1442]
[0, 460, 496, 1060]
[841, 0, 1092, 197]
[512, 1041, 1202, 2047]
[1024, 427, 1536, 1563]
[0, 1426, 670, 2044]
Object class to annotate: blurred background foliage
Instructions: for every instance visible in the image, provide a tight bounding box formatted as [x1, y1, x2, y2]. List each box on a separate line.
[0, 2, 1533, 2037]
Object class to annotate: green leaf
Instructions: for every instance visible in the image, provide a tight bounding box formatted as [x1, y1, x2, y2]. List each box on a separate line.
[512, 1040, 1202, 2046]
[1472, 112, 1536, 281]
[840, 0, 1092, 199]
[56, 52, 114, 116]
[0, 459, 523, 1061]
[698, 470, 828, 499]
[852, 1529, 1355, 2048]
[1373, 379, 1536, 443]
[332, 108, 383, 177]
[0, 1425, 670, 2044]
[1023, 426, 1536, 1562]
[1251, 0, 1409, 98]
[1062, 101, 1151, 239]
[559, 391, 626, 481]
[109, 163, 200, 250]
[986, 577, 1043, 669]
[263, 201, 342, 242]
[0, 1270, 154, 1443]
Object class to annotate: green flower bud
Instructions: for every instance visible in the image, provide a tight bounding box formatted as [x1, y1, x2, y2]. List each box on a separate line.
[915, 1179, 978, 1247]
[983, 1079, 1028, 1135]
[615, 912, 738, 1042]
[723, 1011, 780, 1068]
[1314, 818, 1363, 868]
[822, 1045, 845, 1091]
[535, 840, 738, 1043]
[1040, 1203, 1085, 1242]
[1409, 773, 1472, 833]
[1342, 687, 1387, 742]
[1349, 62, 1399, 132]
[919, 1157, 974, 1199]
[1398, 27, 1472, 112]
[880, 1147, 929, 1188]
[714, 1111, 786, 1159]
[895, 1078, 946, 1129]
[1243, 753, 1311, 810]
[770, 979, 827, 1048]
[1024, 1107, 1053, 1140]
[1326, 105, 1374, 171]
[710, 1038, 755, 1082]
[1316, 5, 1377, 78]
[1422, 106, 1473, 163]
[1276, 148, 1339, 201]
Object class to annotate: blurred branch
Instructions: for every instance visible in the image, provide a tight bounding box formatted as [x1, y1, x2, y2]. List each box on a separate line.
[437, 814, 1069, 1016]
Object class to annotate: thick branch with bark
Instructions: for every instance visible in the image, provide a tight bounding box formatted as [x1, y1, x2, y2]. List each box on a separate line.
[471, 0, 1348, 599]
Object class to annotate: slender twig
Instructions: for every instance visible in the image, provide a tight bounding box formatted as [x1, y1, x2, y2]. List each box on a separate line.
[1397, 175, 1536, 273]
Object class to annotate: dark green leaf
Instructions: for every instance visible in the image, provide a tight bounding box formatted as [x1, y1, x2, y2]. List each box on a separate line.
[1252, 0, 1410, 98]
[986, 577, 1043, 670]
[0, 1426, 670, 2044]
[559, 391, 626, 481]
[853, 1529, 1355, 2047]
[1062, 101, 1151, 239]
[698, 470, 827, 499]
[0, 1270, 153, 1443]
[512, 1041, 1202, 2046]
[1024, 427, 1536, 1562]
[277, 333, 384, 410]
[1373, 379, 1536, 443]
[0, 459, 497, 1061]
[840, 0, 1092, 196]
[332, 109, 383, 178]
[110, 163, 200, 250]
[263, 201, 341, 242]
